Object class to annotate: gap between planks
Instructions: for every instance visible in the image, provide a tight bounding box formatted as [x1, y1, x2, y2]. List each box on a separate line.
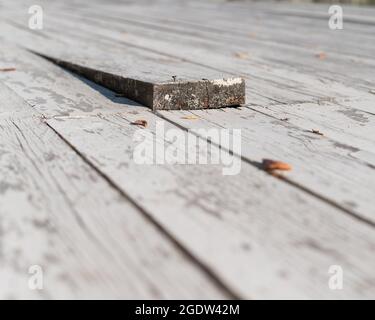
[43, 118, 242, 300]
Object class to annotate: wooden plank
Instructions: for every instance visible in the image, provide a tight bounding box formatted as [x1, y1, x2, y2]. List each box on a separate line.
[0, 44, 147, 118]
[265, 5, 375, 26]
[2, 0, 374, 112]
[0, 80, 38, 119]
[159, 107, 375, 225]
[37, 52, 245, 110]
[249, 101, 375, 152]
[83, 0, 375, 60]
[2, 3, 320, 106]
[0, 10, 245, 110]
[172, 0, 375, 20]
[60, 2, 372, 144]
[45, 110, 375, 299]
[38, 1, 374, 131]
[33, 3, 375, 113]
[66, 0, 375, 84]
[0, 83, 228, 299]
[12, 10, 344, 107]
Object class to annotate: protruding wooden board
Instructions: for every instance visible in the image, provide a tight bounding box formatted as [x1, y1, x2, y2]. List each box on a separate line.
[27, 1, 375, 112]
[0, 5, 245, 110]
[0, 83, 228, 299]
[37, 53, 245, 110]
[2, 0, 374, 111]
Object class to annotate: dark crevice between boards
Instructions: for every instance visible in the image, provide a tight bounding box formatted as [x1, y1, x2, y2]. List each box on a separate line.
[42, 120, 242, 300]
[29, 50, 246, 111]
[4, 76, 242, 299]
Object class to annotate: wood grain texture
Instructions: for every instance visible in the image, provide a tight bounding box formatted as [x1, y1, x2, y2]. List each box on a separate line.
[159, 107, 375, 224]
[49, 0, 375, 97]
[249, 101, 375, 153]
[0, 83, 228, 299]
[1, 0, 375, 299]
[0, 82, 38, 119]
[18, 0, 373, 117]
[2, 0, 374, 111]
[3, 45, 374, 225]
[46, 110, 375, 299]
[0, 2, 245, 110]
[0, 45, 145, 118]
[37, 8, 352, 106]
[2, 36, 375, 299]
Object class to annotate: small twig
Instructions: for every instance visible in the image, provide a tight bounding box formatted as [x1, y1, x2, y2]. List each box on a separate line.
[0, 68, 16, 72]
[131, 119, 148, 128]
[311, 129, 324, 136]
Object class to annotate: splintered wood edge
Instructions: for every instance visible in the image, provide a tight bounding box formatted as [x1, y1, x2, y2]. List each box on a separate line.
[31, 51, 246, 110]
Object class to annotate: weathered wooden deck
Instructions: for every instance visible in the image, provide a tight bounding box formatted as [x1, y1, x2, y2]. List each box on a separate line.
[0, 0, 375, 299]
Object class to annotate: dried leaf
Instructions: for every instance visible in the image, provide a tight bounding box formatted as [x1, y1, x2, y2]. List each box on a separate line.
[131, 119, 148, 127]
[0, 68, 16, 72]
[181, 115, 199, 120]
[248, 32, 257, 39]
[311, 129, 324, 136]
[234, 52, 250, 60]
[315, 52, 327, 60]
[262, 159, 292, 172]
